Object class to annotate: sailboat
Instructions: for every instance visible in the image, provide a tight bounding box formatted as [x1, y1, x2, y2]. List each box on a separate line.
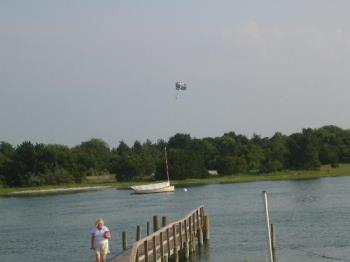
[130, 147, 175, 194]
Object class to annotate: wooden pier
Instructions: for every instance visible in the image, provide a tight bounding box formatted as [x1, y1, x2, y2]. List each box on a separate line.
[110, 205, 210, 262]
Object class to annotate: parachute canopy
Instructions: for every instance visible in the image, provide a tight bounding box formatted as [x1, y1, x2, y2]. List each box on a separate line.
[175, 82, 187, 91]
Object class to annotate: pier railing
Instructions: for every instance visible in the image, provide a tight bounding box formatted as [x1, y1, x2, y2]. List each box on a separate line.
[112, 205, 210, 262]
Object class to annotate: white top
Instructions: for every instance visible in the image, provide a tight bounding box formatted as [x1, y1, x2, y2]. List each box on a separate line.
[91, 226, 110, 246]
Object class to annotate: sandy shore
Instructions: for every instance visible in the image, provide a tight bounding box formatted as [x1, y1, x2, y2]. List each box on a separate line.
[9, 186, 112, 195]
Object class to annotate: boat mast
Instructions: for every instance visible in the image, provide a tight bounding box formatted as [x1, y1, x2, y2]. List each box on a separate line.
[165, 147, 170, 183]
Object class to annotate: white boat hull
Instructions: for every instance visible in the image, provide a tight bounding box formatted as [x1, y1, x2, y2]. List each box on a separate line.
[131, 181, 175, 194]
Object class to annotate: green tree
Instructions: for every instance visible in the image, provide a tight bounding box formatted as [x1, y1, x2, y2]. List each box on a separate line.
[155, 148, 208, 180]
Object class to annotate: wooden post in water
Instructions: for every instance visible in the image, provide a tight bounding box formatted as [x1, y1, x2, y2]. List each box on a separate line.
[153, 215, 160, 232]
[190, 233, 196, 254]
[271, 224, 276, 262]
[147, 221, 150, 236]
[184, 241, 190, 260]
[197, 226, 203, 247]
[262, 191, 274, 262]
[136, 225, 142, 241]
[122, 231, 128, 250]
[163, 254, 168, 262]
[162, 216, 168, 227]
[203, 216, 210, 241]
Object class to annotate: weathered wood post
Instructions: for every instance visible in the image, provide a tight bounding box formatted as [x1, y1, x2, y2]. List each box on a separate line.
[190, 232, 196, 254]
[162, 216, 168, 227]
[166, 228, 171, 258]
[122, 231, 128, 250]
[147, 221, 150, 236]
[153, 215, 160, 232]
[172, 224, 179, 262]
[184, 241, 190, 260]
[200, 206, 205, 227]
[203, 216, 210, 241]
[179, 222, 183, 249]
[271, 224, 276, 262]
[197, 226, 203, 247]
[136, 225, 142, 241]
[163, 254, 168, 262]
[153, 235, 157, 262]
[144, 240, 149, 262]
[192, 213, 196, 234]
[160, 231, 164, 261]
[184, 219, 188, 243]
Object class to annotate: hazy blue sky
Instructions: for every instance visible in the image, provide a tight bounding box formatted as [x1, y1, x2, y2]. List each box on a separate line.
[1, 0, 350, 147]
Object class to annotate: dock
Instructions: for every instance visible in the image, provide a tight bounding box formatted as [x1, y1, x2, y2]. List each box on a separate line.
[110, 205, 210, 262]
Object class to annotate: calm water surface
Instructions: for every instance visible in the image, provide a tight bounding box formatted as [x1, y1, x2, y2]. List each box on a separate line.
[2, 177, 350, 262]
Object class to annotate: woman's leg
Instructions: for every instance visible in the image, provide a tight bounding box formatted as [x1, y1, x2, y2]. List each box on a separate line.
[95, 253, 101, 262]
[100, 254, 106, 262]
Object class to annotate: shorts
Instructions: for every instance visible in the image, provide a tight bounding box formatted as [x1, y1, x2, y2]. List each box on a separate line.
[95, 241, 110, 256]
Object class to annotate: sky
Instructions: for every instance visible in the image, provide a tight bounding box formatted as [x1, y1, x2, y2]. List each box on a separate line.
[1, 0, 350, 147]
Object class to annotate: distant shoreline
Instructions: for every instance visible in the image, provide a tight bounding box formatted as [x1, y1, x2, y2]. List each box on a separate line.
[7, 186, 112, 196]
[2, 164, 350, 197]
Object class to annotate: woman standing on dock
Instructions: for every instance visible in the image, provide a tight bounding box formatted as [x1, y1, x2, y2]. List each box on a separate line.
[91, 218, 111, 262]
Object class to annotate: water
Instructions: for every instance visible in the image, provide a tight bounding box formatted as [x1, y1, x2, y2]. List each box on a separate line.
[2, 176, 350, 262]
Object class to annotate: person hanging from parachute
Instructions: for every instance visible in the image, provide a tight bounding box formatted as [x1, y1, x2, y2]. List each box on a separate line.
[175, 81, 187, 99]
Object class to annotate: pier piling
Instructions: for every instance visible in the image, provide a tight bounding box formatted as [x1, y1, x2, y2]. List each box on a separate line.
[147, 222, 150, 236]
[203, 215, 210, 241]
[162, 216, 168, 227]
[122, 231, 128, 250]
[153, 216, 159, 232]
[136, 225, 142, 241]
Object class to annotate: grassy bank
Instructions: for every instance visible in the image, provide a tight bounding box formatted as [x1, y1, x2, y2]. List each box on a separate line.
[1, 164, 350, 196]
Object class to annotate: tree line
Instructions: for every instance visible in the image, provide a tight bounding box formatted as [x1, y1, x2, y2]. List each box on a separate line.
[1, 125, 350, 187]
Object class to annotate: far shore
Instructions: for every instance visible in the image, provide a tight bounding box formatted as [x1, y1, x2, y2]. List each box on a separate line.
[8, 185, 112, 196]
[1, 164, 350, 197]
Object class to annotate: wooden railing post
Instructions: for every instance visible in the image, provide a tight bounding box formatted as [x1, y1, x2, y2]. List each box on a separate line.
[189, 216, 192, 237]
[184, 219, 188, 243]
[166, 228, 171, 258]
[196, 210, 199, 231]
[192, 213, 196, 234]
[160, 231, 164, 262]
[179, 222, 183, 248]
[152, 235, 157, 262]
[172, 224, 178, 261]
[144, 240, 149, 262]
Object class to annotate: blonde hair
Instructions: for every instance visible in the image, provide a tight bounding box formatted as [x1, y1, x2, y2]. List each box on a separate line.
[95, 218, 104, 226]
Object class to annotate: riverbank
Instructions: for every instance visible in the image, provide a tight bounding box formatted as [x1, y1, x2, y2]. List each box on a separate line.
[1, 164, 350, 196]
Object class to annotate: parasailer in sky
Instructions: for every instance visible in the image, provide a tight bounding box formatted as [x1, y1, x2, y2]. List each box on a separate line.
[175, 81, 187, 99]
